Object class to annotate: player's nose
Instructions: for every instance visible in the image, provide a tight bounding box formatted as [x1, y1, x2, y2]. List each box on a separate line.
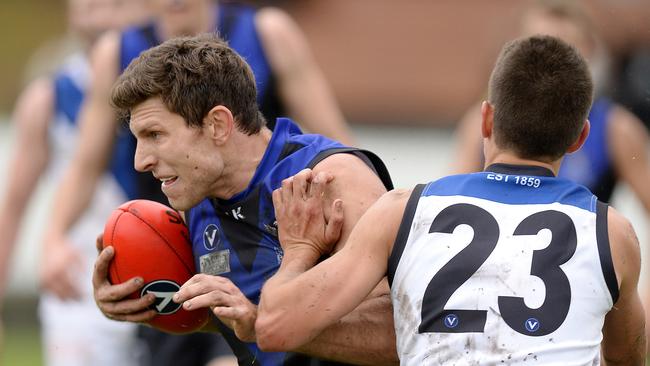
[134, 142, 156, 172]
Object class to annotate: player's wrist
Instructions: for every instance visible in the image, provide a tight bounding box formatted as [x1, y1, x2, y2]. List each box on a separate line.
[280, 245, 321, 271]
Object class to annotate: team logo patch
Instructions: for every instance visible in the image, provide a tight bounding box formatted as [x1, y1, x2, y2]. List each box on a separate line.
[203, 224, 221, 250]
[200, 250, 231, 275]
[525, 317, 540, 333]
[444, 314, 459, 329]
[141, 280, 182, 315]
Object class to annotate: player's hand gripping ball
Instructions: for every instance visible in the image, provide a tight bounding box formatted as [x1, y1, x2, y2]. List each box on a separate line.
[103, 200, 209, 334]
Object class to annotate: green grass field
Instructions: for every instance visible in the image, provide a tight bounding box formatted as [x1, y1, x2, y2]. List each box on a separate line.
[2, 325, 42, 366]
[2, 296, 42, 366]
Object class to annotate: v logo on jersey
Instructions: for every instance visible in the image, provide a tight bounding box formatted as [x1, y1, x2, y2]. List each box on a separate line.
[525, 318, 540, 332]
[203, 224, 220, 250]
[444, 314, 459, 328]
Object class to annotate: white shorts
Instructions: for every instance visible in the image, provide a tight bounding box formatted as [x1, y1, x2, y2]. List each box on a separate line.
[39, 292, 141, 366]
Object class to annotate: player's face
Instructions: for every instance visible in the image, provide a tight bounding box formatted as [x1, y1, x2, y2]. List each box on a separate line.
[130, 97, 224, 211]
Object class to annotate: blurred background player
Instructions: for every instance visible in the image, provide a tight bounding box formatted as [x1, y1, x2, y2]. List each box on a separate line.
[42, 0, 351, 365]
[452, 0, 650, 345]
[0, 0, 150, 364]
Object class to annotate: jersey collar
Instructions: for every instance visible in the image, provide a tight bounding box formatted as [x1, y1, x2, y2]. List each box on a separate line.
[485, 163, 555, 177]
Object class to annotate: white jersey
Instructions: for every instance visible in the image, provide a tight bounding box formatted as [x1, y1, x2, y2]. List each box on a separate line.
[388, 164, 616, 366]
[47, 52, 128, 267]
[39, 52, 139, 366]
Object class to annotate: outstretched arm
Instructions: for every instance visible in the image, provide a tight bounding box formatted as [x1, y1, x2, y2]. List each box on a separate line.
[601, 206, 646, 365]
[256, 165, 409, 366]
[0, 78, 53, 300]
[256, 7, 355, 145]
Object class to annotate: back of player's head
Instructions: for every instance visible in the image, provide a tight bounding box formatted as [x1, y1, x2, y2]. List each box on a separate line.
[111, 33, 264, 135]
[488, 35, 593, 161]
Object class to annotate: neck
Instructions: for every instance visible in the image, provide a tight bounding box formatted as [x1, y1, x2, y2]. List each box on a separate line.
[213, 127, 273, 200]
[484, 151, 561, 176]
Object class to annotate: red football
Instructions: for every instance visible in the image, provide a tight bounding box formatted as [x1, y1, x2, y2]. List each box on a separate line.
[102, 199, 209, 334]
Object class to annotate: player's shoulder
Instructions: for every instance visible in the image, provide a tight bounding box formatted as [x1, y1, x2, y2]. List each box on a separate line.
[607, 206, 639, 252]
[381, 188, 413, 206]
[254, 6, 308, 66]
[89, 30, 121, 65]
[13, 76, 55, 128]
[313, 152, 383, 183]
[606, 205, 641, 288]
[254, 6, 297, 36]
[313, 151, 368, 172]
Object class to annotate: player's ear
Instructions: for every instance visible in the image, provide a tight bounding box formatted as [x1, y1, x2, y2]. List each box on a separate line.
[567, 119, 590, 154]
[481, 101, 494, 139]
[205, 105, 234, 145]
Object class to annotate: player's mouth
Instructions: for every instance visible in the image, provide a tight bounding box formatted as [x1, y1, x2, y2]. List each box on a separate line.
[160, 176, 179, 191]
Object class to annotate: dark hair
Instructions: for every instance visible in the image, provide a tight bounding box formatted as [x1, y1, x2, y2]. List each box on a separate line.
[111, 33, 265, 134]
[488, 35, 593, 160]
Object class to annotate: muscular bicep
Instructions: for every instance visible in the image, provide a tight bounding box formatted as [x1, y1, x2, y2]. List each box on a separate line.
[312, 153, 388, 252]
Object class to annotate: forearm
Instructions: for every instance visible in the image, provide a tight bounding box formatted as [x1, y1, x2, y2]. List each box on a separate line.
[257, 247, 330, 350]
[0, 213, 22, 299]
[296, 291, 398, 365]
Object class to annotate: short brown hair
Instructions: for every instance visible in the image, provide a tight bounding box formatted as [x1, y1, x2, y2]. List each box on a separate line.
[111, 33, 264, 134]
[488, 35, 593, 160]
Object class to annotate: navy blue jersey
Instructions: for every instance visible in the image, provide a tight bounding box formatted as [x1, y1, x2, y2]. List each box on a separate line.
[186, 118, 393, 365]
[558, 97, 615, 201]
[115, 2, 283, 203]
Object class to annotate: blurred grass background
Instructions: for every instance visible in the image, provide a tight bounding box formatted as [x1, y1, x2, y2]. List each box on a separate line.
[0, 1, 65, 112]
[0, 3, 62, 365]
[2, 297, 42, 366]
